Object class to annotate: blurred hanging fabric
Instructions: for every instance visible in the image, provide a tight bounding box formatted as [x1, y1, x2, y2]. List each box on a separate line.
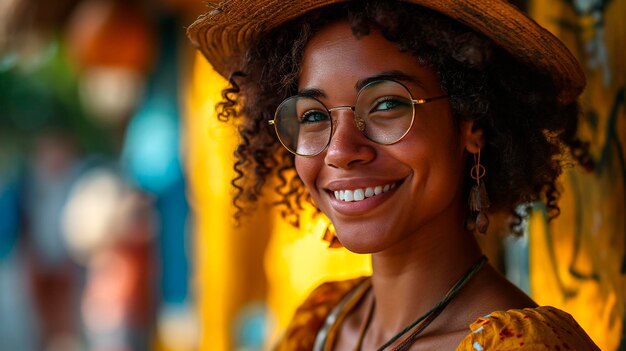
[1, 0, 202, 349]
[526, 1, 626, 350]
[121, 14, 197, 351]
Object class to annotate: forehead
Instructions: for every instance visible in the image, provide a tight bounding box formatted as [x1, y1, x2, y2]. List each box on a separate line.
[298, 20, 441, 94]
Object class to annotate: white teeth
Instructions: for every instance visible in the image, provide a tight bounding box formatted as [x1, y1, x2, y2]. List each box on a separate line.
[354, 189, 365, 201]
[344, 190, 354, 201]
[333, 182, 397, 202]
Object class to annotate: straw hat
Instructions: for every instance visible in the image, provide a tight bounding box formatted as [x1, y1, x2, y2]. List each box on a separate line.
[187, 0, 585, 104]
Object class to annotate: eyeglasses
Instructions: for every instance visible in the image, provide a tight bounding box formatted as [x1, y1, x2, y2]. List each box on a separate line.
[268, 79, 448, 157]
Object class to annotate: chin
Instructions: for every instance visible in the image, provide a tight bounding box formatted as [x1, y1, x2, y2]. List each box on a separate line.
[339, 240, 377, 254]
[333, 223, 390, 254]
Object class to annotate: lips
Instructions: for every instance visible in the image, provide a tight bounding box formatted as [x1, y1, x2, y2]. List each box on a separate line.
[321, 177, 407, 217]
[332, 182, 397, 202]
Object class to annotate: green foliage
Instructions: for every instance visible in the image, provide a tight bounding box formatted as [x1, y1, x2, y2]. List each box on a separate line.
[0, 37, 113, 155]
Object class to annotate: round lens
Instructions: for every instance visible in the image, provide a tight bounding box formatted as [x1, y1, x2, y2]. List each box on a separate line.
[355, 80, 415, 144]
[274, 96, 332, 156]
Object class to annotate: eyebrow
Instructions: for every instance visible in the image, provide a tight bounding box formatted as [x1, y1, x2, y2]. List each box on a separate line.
[298, 87, 327, 99]
[297, 70, 424, 98]
[355, 70, 423, 91]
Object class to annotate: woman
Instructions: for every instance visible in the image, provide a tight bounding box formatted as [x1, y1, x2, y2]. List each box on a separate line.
[187, 0, 600, 349]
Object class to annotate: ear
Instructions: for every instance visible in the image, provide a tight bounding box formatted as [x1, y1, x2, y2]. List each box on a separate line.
[461, 120, 485, 154]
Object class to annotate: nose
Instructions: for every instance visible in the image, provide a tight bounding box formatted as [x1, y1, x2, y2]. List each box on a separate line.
[324, 110, 376, 169]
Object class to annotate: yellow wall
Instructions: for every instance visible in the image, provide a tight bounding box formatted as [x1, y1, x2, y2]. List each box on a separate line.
[528, 1, 626, 350]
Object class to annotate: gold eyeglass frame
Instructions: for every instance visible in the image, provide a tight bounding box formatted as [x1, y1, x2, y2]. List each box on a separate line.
[268, 79, 448, 157]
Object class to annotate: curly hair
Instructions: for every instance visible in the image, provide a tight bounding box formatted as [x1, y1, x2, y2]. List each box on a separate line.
[215, 0, 593, 233]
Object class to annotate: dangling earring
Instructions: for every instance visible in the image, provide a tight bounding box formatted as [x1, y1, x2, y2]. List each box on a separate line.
[322, 222, 342, 248]
[469, 148, 490, 234]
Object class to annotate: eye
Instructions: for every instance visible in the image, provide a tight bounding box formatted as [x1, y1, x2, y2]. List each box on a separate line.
[300, 110, 329, 123]
[372, 97, 410, 112]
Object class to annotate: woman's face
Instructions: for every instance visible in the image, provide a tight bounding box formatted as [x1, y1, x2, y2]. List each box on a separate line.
[295, 21, 479, 254]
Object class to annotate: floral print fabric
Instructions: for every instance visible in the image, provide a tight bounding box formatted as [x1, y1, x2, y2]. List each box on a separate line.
[275, 279, 600, 350]
[456, 306, 600, 351]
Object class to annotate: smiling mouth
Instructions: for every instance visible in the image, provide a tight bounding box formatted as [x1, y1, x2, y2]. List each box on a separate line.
[332, 182, 399, 202]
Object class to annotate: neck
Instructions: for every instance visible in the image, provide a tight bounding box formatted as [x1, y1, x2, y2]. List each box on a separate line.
[367, 220, 483, 343]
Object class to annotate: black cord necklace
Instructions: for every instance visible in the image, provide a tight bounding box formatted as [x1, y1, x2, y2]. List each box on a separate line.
[354, 256, 488, 351]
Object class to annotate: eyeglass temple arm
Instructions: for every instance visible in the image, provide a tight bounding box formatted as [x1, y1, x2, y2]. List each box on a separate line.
[412, 94, 448, 105]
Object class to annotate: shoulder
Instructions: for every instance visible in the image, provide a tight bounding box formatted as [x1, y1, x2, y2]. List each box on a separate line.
[456, 306, 600, 351]
[274, 277, 368, 351]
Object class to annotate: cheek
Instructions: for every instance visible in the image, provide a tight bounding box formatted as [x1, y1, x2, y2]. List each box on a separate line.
[400, 119, 466, 189]
[294, 156, 320, 192]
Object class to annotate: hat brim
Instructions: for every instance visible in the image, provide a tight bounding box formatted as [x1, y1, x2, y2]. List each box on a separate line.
[187, 0, 585, 104]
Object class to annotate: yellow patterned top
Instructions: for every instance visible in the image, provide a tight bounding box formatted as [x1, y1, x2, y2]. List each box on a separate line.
[275, 278, 600, 351]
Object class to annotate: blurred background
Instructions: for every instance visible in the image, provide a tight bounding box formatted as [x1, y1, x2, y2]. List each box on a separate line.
[0, 0, 624, 350]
